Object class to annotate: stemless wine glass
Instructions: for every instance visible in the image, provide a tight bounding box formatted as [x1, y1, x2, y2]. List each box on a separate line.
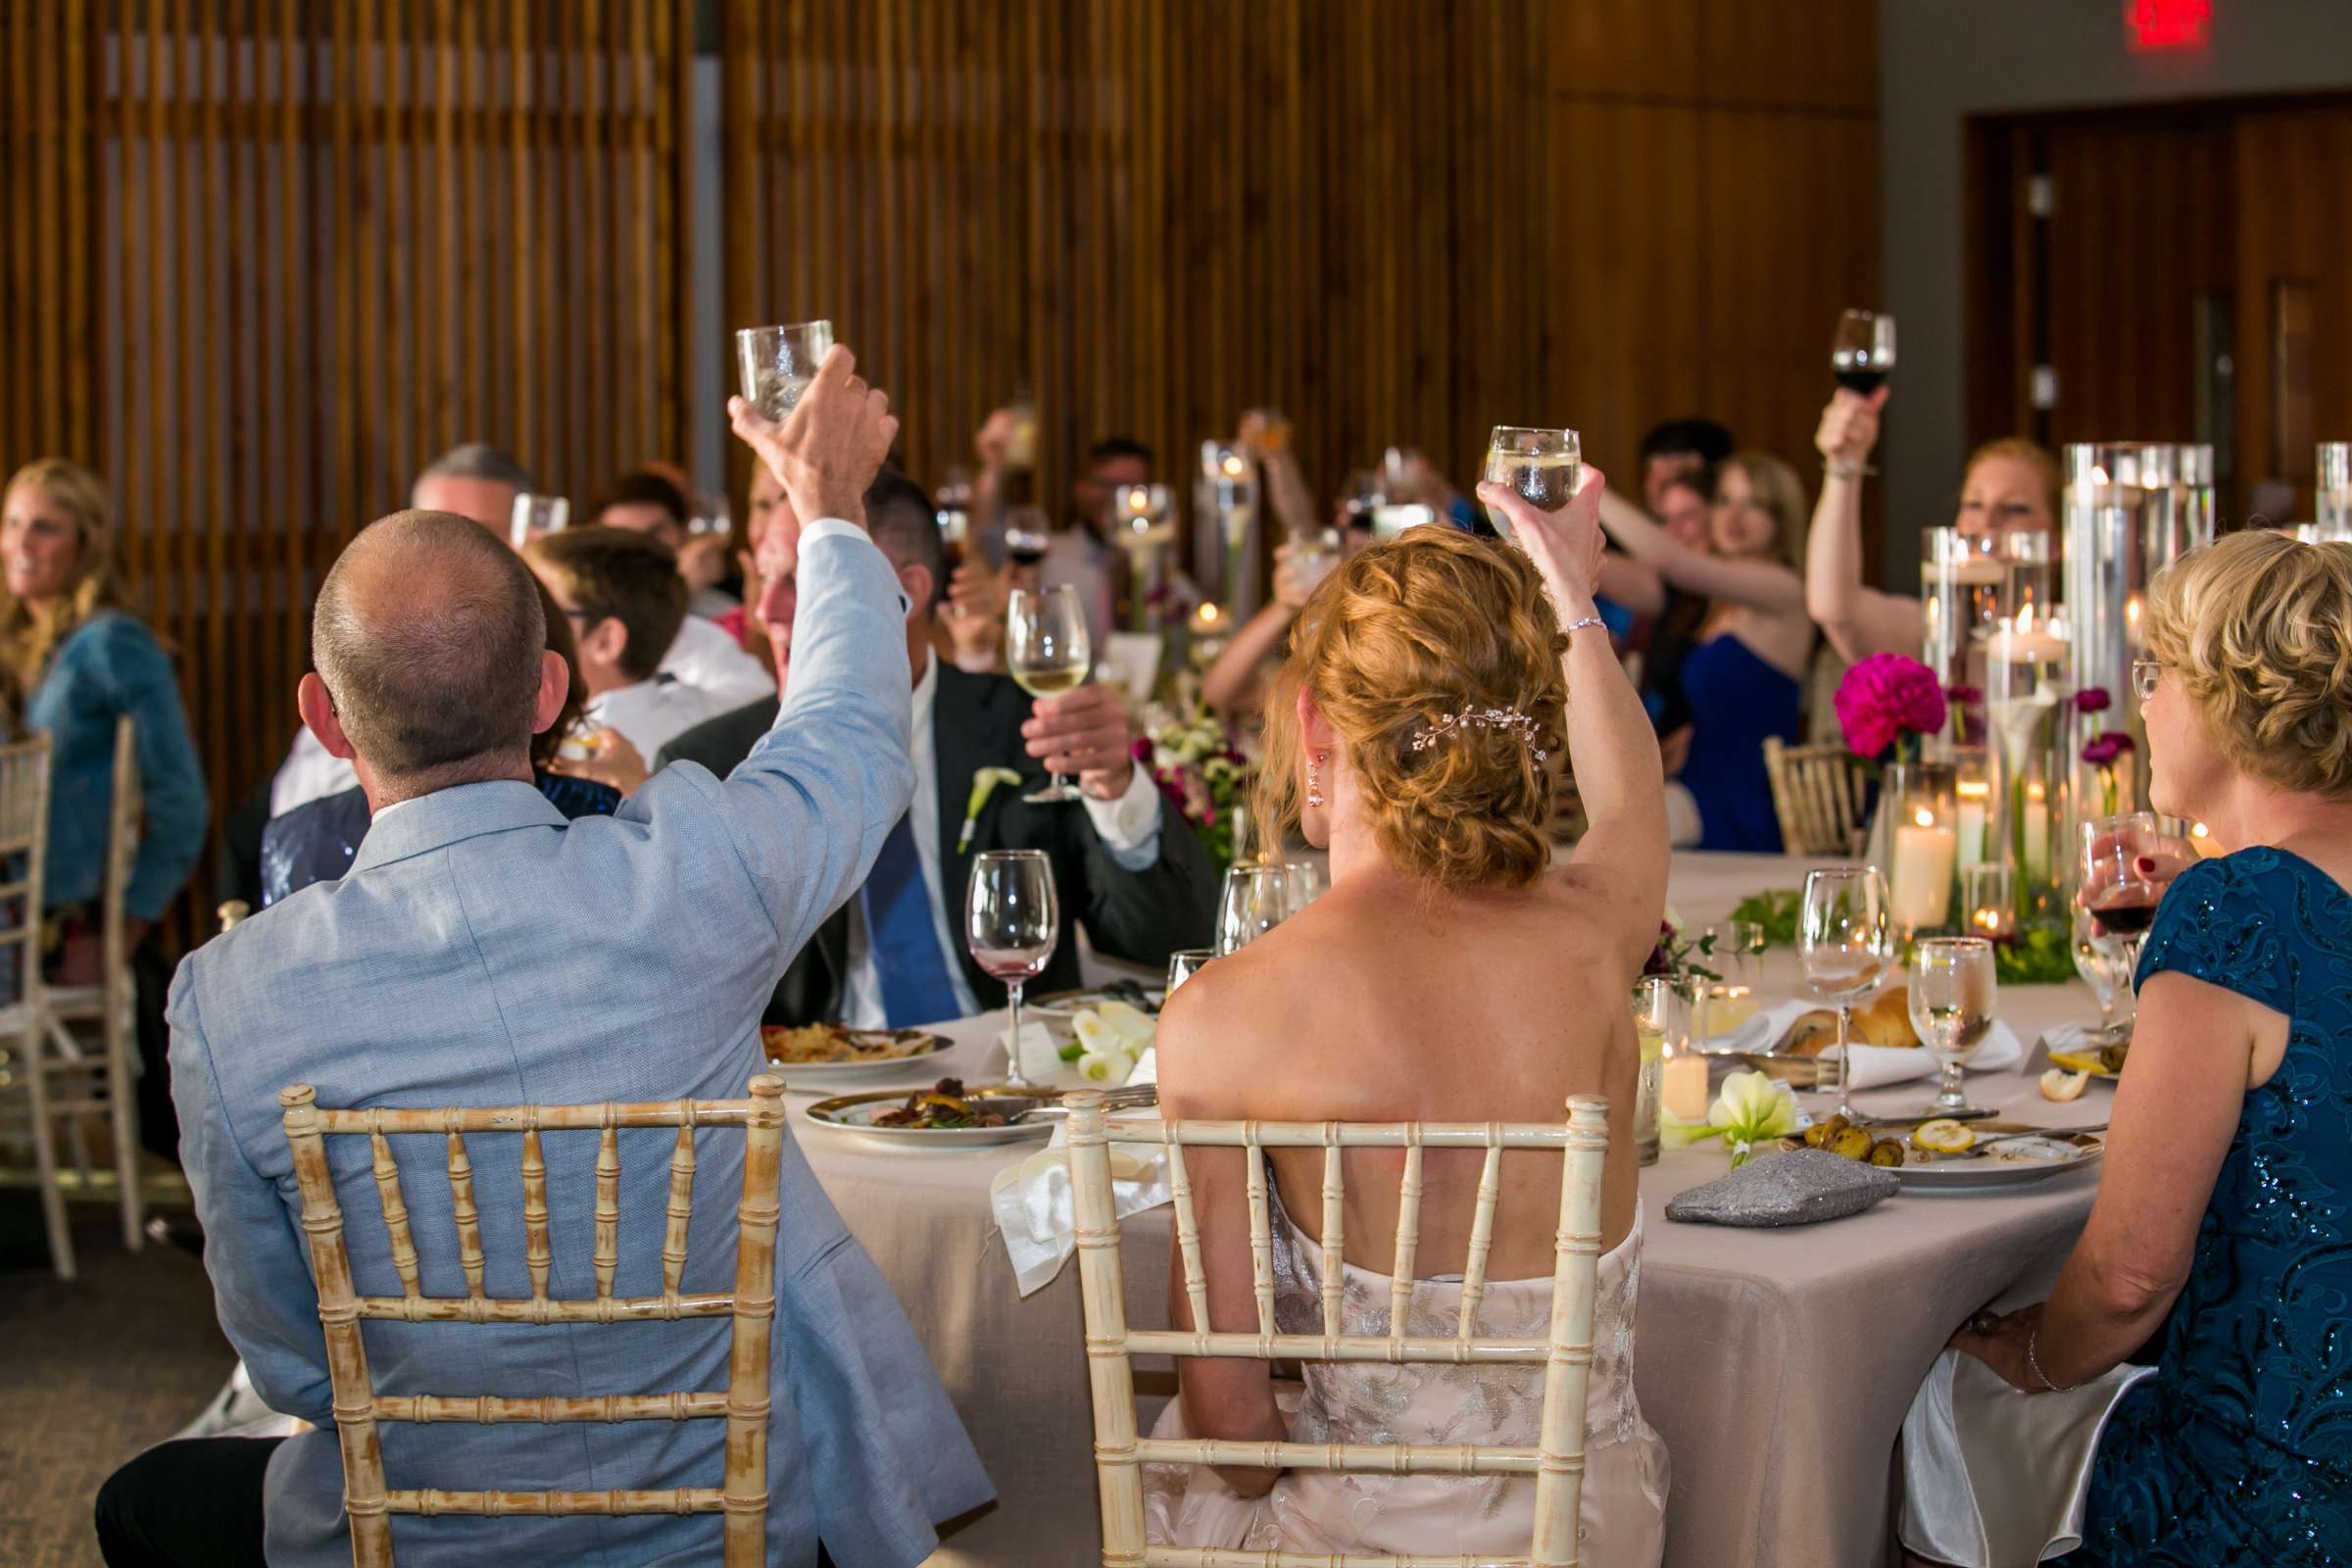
[735, 318, 834, 422]
[1165, 949, 1215, 998]
[1288, 527, 1343, 591]
[965, 849, 1059, 1090]
[1831, 309, 1896, 394]
[1481, 427, 1582, 546]
[508, 492, 568, 551]
[1908, 937, 1997, 1116]
[1799, 866, 1892, 1122]
[1282, 859, 1323, 915]
[2070, 904, 2134, 1044]
[2079, 811, 2168, 981]
[1006, 584, 1093, 805]
[1215, 864, 1291, 956]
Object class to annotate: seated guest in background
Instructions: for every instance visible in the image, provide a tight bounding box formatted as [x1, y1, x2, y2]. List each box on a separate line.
[1200, 543, 1334, 719]
[523, 525, 729, 760]
[1596, 455, 1814, 852]
[96, 348, 993, 1567]
[1939, 530, 2352, 1563]
[1635, 416, 1735, 517]
[270, 442, 541, 821]
[1805, 384, 2060, 662]
[257, 573, 621, 906]
[591, 465, 743, 621]
[1, 459, 209, 1152]
[1147, 474, 1668, 1562]
[411, 440, 534, 532]
[973, 411, 1152, 646]
[659, 465, 1219, 1029]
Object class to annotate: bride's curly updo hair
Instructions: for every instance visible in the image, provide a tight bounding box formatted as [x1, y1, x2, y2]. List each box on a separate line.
[1253, 527, 1570, 889]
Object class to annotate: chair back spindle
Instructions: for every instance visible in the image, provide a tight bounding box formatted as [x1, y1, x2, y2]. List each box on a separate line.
[1067, 1093, 1613, 1567]
[1764, 737, 1868, 857]
[278, 1076, 786, 1566]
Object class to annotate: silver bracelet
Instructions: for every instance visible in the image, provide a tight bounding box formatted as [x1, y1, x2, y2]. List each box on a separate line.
[1564, 616, 1605, 635]
[2026, 1326, 2071, 1393]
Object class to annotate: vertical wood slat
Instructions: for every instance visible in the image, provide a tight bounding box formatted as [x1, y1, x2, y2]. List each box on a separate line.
[1243, 1131, 1274, 1340]
[593, 1120, 621, 1299]
[720, 1077, 784, 1567]
[1388, 1138, 1424, 1344]
[1457, 1138, 1505, 1342]
[520, 1123, 550, 1302]
[1317, 1132, 1345, 1343]
[368, 1123, 422, 1298]
[662, 1117, 696, 1298]
[1161, 1131, 1211, 1338]
[446, 1126, 485, 1298]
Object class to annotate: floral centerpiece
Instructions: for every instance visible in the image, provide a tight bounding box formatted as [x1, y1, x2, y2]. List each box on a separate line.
[1835, 653, 1949, 766]
[1643, 906, 1721, 984]
[1135, 704, 1254, 869]
[2082, 728, 2136, 817]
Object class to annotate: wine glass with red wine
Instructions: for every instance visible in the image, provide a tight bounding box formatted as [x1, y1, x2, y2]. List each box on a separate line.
[1004, 506, 1053, 573]
[965, 849, 1060, 1089]
[1831, 310, 1896, 395]
[2078, 811, 2169, 985]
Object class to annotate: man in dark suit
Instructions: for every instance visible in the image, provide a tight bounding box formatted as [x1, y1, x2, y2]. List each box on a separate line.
[658, 465, 1218, 1027]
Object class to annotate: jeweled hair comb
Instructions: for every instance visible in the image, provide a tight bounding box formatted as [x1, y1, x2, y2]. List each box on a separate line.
[1408, 706, 1549, 764]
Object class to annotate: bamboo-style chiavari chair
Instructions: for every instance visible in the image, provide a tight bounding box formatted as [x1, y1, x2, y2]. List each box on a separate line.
[1065, 1090, 1612, 1568]
[43, 715, 145, 1251]
[1763, 736, 1869, 857]
[278, 1074, 789, 1568]
[0, 733, 81, 1278]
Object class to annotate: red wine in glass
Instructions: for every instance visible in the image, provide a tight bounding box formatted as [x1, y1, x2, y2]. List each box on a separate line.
[1834, 366, 1887, 395]
[1006, 543, 1048, 567]
[2088, 897, 2159, 936]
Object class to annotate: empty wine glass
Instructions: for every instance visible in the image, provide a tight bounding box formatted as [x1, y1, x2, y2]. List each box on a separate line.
[735, 318, 834, 422]
[1908, 937, 1997, 1116]
[1282, 859, 1323, 915]
[2070, 904, 2133, 1044]
[1799, 866, 1892, 1122]
[1215, 864, 1290, 956]
[1006, 584, 1092, 805]
[2078, 811, 2168, 981]
[1165, 949, 1215, 998]
[1481, 427, 1582, 547]
[965, 849, 1059, 1089]
[1832, 309, 1896, 394]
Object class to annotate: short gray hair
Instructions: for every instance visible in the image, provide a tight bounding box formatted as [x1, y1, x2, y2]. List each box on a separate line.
[414, 442, 535, 497]
[315, 511, 548, 785]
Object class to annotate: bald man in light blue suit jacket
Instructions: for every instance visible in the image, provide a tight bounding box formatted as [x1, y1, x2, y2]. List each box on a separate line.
[136, 372, 992, 1568]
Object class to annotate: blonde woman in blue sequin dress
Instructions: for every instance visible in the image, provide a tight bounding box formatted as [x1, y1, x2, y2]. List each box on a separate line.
[1947, 528, 2352, 1562]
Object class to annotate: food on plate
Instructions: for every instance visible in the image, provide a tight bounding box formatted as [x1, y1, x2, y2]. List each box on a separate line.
[1796, 1113, 1905, 1166]
[2049, 1041, 2129, 1077]
[870, 1077, 1011, 1131]
[761, 1023, 937, 1065]
[1782, 986, 1920, 1055]
[1912, 1118, 1977, 1153]
[2040, 1067, 2092, 1102]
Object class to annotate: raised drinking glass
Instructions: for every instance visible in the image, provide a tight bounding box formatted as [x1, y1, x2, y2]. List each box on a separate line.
[1831, 309, 1896, 394]
[1006, 584, 1092, 805]
[735, 318, 834, 423]
[965, 849, 1059, 1090]
[1481, 427, 1581, 547]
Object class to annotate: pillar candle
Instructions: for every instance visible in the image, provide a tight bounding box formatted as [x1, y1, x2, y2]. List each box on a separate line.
[1891, 815, 1958, 931]
[1955, 781, 1989, 867]
[1662, 1053, 1712, 1123]
[2022, 783, 2051, 880]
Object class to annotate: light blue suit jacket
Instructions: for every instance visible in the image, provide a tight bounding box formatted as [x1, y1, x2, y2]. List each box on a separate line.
[170, 523, 995, 1567]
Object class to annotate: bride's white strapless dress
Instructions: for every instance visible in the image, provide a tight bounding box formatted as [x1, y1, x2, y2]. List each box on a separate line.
[1142, 1192, 1668, 1564]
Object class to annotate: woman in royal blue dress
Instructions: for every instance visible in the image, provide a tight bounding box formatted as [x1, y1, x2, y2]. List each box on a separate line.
[1595, 453, 1815, 851]
[1950, 527, 2352, 1559]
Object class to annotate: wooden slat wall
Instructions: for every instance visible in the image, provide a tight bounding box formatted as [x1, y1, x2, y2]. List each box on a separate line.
[2232, 105, 2352, 519]
[0, 2, 694, 946]
[719, 0, 1880, 532]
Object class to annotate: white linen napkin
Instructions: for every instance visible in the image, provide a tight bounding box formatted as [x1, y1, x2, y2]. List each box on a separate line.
[989, 1123, 1172, 1297]
[1701, 999, 2025, 1088]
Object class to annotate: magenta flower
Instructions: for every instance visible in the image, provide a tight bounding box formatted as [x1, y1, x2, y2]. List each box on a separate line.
[1835, 653, 1949, 760]
[1945, 684, 1984, 707]
[2080, 730, 2135, 767]
[2072, 687, 2113, 714]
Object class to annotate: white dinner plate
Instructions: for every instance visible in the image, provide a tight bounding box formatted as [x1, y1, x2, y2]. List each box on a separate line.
[803, 1085, 1060, 1152]
[1895, 1133, 2104, 1193]
[760, 1028, 952, 1083]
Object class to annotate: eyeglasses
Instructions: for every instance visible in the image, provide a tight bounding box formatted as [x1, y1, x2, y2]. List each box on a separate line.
[2132, 659, 2164, 701]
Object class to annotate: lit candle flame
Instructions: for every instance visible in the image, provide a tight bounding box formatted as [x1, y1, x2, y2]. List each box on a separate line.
[1200, 603, 1219, 623]
[2026, 780, 2047, 803]
[1956, 779, 1990, 801]
[1912, 807, 1936, 829]
[1221, 454, 1246, 478]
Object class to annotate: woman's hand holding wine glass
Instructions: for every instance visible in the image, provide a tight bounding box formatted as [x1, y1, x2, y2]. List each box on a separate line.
[1477, 462, 1609, 616]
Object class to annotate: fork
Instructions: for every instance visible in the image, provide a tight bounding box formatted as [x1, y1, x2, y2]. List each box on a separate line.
[1944, 1122, 2110, 1157]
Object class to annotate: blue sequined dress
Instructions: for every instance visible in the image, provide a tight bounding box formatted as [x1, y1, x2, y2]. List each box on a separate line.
[2073, 847, 2352, 1563]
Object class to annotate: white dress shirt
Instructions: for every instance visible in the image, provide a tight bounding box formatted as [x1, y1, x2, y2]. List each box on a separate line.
[270, 727, 360, 818]
[839, 649, 1164, 1029]
[661, 612, 773, 709]
[585, 675, 729, 762]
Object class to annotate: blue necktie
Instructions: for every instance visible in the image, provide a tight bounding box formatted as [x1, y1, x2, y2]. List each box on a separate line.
[859, 811, 964, 1028]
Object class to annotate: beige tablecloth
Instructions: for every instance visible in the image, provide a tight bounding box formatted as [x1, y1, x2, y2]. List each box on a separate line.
[788, 853, 2110, 1567]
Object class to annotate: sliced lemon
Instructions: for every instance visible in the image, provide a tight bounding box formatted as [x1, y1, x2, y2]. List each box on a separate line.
[2039, 1067, 2092, 1102]
[1912, 1118, 1977, 1153]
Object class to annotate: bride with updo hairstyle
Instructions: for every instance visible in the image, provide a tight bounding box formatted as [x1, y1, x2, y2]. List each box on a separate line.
[1146, 469, 1671, 1563]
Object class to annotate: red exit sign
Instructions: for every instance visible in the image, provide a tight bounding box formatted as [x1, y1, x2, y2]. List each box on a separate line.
[2127, 0, 2213, 52]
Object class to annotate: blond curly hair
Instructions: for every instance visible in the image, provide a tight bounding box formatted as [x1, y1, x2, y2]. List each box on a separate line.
[1252, 526, 1570, 889]
[2142, 528, 2352, 800]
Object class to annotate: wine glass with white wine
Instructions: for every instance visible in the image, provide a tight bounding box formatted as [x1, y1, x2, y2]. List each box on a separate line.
[1006, 584, 1092, 804]
[1481, 426, 1581, 547]
[1907, 936, 1996, 1117]
[1799, 866, 1892, 1123]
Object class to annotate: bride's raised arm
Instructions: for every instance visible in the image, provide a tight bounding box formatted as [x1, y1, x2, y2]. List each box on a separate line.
[1478, 470, 1668, 972]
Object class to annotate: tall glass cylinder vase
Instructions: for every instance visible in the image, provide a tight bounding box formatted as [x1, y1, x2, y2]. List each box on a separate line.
[2064, 442, 2173, 821]
[1985, 620, 2072, 925]
[1920, 529, 2008, 755]
[2175, 444, 2218, 555]
[1197, 442, 1260, 620]
[2001, 530, 2057, 628]
[1864, 760, 1960, 946]
[2321, 443, 2352, 542]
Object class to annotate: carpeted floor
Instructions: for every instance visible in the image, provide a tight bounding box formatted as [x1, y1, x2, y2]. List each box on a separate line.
[0, 1193, 234, 1568]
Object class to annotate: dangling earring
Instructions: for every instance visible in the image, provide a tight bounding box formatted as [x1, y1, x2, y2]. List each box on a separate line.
[1306, 752, 1326, 808]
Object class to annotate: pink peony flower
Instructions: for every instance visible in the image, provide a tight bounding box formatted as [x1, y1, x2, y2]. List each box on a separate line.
[1835, 654, 1949, 760]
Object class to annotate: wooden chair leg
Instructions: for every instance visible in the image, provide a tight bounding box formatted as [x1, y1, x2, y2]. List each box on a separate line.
[107, 983, 142, 1250]
[24, 1011, 74, 1281]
